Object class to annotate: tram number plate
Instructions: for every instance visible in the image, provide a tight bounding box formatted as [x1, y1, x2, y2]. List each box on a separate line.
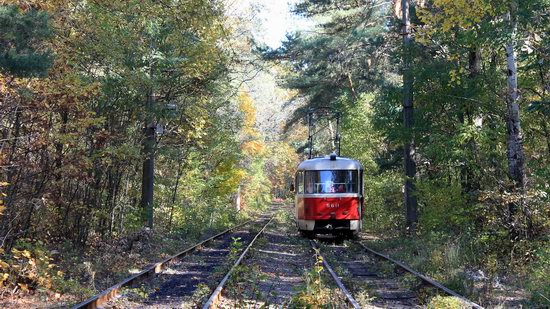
[326, 203, 340, 208]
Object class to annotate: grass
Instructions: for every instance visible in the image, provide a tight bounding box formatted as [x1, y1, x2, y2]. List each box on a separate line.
[361, 230, 538, 307]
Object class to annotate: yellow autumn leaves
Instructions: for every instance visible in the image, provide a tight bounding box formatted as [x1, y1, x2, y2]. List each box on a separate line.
[238, 91, 265, 157]
[415, 0, 497, 85]
[0, 182, 7, 216]
[417, 0, 494, 33]
[0, 247, 62, 292]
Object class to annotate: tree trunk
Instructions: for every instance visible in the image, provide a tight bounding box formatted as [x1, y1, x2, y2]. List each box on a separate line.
[328, 119, 336, 151]
[141, 91, 155, 229]
[460, 48, 482, 195]
[504, 2, 529, 238]
[540, 119, 550, 156]
[6, 108, 21, 188]
[168, 160, 183, 232]
[235, 185, 241, 211]
[402, 0, 418, 235]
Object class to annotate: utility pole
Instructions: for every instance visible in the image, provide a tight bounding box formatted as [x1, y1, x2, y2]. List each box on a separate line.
[402, 0, 418, 235]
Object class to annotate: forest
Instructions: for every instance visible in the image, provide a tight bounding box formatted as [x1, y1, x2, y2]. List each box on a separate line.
[0, 0, 549, 307]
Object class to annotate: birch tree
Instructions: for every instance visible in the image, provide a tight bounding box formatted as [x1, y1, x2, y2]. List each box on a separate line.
[504, 0, 529, 237]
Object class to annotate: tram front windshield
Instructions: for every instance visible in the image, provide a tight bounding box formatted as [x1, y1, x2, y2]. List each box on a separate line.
[304, 170, 358, 194]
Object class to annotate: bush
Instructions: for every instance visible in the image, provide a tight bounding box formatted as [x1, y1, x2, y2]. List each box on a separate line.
[364, 170, 403, 234]
[527, 245, 550, 306]
[416, 180, 473, 234]
[427, 295, 467, 309]
[0, 241, 63, 294]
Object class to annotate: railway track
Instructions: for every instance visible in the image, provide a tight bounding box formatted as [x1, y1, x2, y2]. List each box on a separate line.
[199, 208, 351, 308]
[72, 214, 274, 309]
[202, 216, 275, 308]
[314, 238, 484, 308]
[207, 209, 316, 307]
[73, 204, 483, 308]
[194, 207, 483, 308]
[310, 240, 361, 309]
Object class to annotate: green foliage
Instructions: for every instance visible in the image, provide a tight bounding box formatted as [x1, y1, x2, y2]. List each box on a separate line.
[363, 171, 403, 234]
[273, 0, 550, 304]
[367, 235, 478, 298]
[427, 295, 467, 309]
[340, 94, 380, 172]
[225, 263, 267, 305]
[229, 237, 243, 258]
[0, 0, 548, 305]
[190, 282, 212, 305]
[290, 252, 341, 307]
[416, 180, 472, 234]
[265, 142, 300, 200]
[264, 0, 389, 135]
[0, 1, 277, 304]
[526, 245, 550, 306]
[0, 5, 52, 76]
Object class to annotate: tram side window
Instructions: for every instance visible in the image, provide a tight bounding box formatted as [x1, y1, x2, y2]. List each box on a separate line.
[304, 170, 358, 194]
[296, 171, 304, 193]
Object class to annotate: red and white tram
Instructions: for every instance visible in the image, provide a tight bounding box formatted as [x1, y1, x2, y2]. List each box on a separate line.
[294, 152, 364, 238]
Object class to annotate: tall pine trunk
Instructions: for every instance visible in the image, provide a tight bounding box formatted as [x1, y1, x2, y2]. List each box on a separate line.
[402, 0, 418, 235]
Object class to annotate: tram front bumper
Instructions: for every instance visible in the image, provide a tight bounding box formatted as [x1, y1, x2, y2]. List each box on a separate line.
[297, 219, 360, 232]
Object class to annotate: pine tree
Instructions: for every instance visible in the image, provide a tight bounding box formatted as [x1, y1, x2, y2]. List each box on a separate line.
[0, 5, 52, 77]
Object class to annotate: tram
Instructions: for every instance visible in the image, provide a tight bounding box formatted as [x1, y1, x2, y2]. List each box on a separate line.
[294, 152, 364, 238]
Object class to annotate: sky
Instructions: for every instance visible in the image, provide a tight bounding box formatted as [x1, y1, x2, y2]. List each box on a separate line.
[225, 0, 314, 137]
[248, 0, 313, 48]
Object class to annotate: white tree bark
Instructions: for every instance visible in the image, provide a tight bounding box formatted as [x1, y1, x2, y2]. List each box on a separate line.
[505, 7, 525, 191]
[504, 2, 531, 238]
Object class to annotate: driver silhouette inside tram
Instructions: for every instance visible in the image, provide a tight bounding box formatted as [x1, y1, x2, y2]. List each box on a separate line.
[324, 180, 334, 193]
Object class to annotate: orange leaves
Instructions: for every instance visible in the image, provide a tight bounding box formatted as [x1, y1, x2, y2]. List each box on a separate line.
[242, 140, 265, 156]
[17, 282, 29, 291]
[29, 73, 100, 112]
[0, 272, 8, 286]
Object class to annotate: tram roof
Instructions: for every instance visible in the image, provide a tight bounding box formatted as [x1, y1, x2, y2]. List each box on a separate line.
[297, 156, 363, 171]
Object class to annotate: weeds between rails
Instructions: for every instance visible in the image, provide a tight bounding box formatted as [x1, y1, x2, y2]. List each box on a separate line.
[314, 237, 483, 308]
[202, 216, 275, 308]
[72, 213, 276, 309]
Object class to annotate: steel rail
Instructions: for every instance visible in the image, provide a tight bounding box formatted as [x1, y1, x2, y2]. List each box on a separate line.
[202, 216, 275, 309]
[71, 219, 253, 309]
[356, 242, 484, 309]
[310, 240, 362, 309]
